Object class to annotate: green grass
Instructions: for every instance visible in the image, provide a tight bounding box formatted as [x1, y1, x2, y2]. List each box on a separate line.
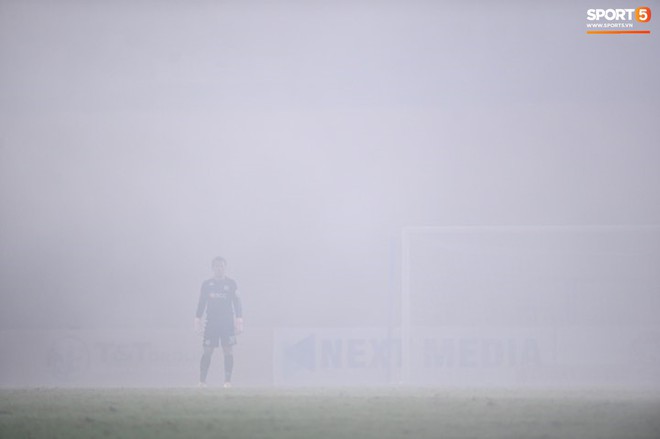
[1, 387, 659, 439]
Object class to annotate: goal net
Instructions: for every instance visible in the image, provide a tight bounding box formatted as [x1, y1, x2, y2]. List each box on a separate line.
[400, 225, 660, 387]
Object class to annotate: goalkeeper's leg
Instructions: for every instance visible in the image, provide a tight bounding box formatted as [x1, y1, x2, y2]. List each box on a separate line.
[200, 346, 214, 384]
[221, 343, 234, 387]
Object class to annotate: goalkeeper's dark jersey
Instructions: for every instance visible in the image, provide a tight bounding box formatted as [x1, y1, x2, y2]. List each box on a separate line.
[196, 277, 242, 323]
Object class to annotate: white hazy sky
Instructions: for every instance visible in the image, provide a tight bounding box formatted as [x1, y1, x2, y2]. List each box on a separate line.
[1, 0, 659, 331]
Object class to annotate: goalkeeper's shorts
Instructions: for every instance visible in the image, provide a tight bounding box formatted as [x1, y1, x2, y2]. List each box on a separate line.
[203, 320, 237, 348]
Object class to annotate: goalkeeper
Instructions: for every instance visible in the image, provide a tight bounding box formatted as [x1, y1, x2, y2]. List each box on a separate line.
[195, 256, 243, 388]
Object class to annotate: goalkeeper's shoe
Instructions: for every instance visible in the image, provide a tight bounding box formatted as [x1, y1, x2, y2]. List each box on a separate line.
[198, 382, 208, 389]
[223, 382, 232, 389]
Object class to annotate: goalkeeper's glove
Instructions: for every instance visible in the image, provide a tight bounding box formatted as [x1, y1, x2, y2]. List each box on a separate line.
[235, 317, 244, 335]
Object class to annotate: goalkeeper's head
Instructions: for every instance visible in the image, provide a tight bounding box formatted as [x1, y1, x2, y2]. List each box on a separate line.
[212, 256, 227, 278]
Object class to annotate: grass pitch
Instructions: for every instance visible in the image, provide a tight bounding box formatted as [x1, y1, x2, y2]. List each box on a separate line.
[1, 387, 659, 439]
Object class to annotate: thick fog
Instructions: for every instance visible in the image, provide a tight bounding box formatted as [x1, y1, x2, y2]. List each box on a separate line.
[1, 1, 659, 387]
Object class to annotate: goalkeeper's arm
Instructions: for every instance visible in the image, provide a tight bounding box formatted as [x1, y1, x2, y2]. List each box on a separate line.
[233, 292, 243, 334]
[194, 286, 207, 333]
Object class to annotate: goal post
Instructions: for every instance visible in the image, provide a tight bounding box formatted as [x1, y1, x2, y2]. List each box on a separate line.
[400, 228, 412, 385]
[399, 225, 660, 386]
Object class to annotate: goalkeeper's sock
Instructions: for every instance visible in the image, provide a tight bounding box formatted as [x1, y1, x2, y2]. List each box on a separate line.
[200, 350, 213, 383]
[224, 354, 234, 383]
